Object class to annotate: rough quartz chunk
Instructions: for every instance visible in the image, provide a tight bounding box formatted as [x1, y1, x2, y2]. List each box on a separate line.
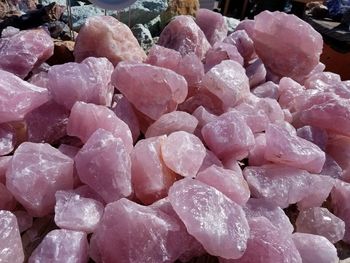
[199, 149, 223, 172]
[0, 29, 54, 78]
[220, 217, 301, 263]
[0, 210, 24, 263]
[0, 124, 15, 156]
[74, 16, 146, 65]
[296, 207, 345, 244]
[296, 125, 328, 151]
[248, 133, 268, 166]
[75, 129, 132, 203]
[246, 59, 266, 88]
[196, 165, 250, 205]
[28, 229, 89, 263]
[146, 45, 182, 71]
[265, 122, 326, 173]
[168, 178, 250, 259]
[251, 81, 279, 100]
[0, 69, 50, 123]
[131, 136, 177, 205]
[253, 11, 323, 81]
[6, 142, 74, 216]
[202, 111, 255, 160]
[235, 20, 255, 38]
[67, 101, 133, 153]
[195, 9, 228, 45]
[292, 233, 338, 263]
[158, 15, 211, 59]
[278, 77, 305, 111]
[202, 60, 250, 110]
[223, 30, 256, 62]
[145, 111, 198, 138]
[161, 131, 206, 178]
[48, 57, 114, 110]
[54, 190, 104, 233]
[91, 198, 181, 263]
[112, 62, 188, 120]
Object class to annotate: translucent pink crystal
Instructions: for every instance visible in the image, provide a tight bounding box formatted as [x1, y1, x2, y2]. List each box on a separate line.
[58, 144, 81, 187]
[202, 111, 255, 160]
[91, 198, 181, 262]
[6, 142, 74, 216]
[296, 207, 345, 244]
[326, 134, 350, 171]
[198, 149, 223, 172]
[67, 101, 133, 153]
[28, 229, 89, 263]
[0, 123, 15, 155]
[131, 136, 177, 205]
[278, 77, 305, 111]
[196, 164, 250, 205]
[248, 133, 269, 166]
[265, 122, 326, 173]
[220, 217, 301, 263]
[320, 154, 343, 179]
[0, 29, 53, 78]
[202, 60, 250, 109]
[75, 128, 132, 203]
[253, 11, 323, 81]
[146, 45, 182, 71]
[176, 53, 205, 88]
[74, 16, 146, 65]
[251, 81, 279, 100]
[0, 69, 49, 123]
[54, 190, 104, 233]
[145, 111, 198, 138]
[112, 62, 188, 120]
[195, 9, 228, 45]
[13, 210, 33, 233]
[296, 125, 328, 151]
[161, 131, 206, 177]
[0, 182, 16, 210]
[292, 233, 338, 263]
[158, 15, 211, 59]
[246, 59, 266, 88]
[223, 30, 256, 62]
[235, 19, 255, 39]
[0, 210, 24, 263]
[168, 178, 249, 259]
[73, 185, 105, 205]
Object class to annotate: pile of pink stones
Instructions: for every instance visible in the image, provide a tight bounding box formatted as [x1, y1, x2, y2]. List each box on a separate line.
[1, 8, 350, 263]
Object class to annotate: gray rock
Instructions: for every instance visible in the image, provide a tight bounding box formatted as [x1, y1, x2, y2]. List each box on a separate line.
[145, 15, 161, 37]
[131, 23, 154, 52]
[224, 16, 240, 34]
[39, 0, 80, 6]
[62, 5, 104, 31]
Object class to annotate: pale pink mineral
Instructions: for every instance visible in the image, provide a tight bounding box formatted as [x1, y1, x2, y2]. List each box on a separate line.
[223, 30, 256, 62]
[0, 183, 16, 210]
[0, 123, 15, 156]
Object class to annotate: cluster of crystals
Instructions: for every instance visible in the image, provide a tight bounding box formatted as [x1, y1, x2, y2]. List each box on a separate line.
[0, 9, 349, 263]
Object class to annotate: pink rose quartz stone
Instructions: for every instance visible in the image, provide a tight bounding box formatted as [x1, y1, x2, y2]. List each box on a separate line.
[253, 11, 323, 81]
[67, 101, 133, 153]
[0, 210, 24, 263]
[158, 15, 211, 59]
[131, 136, 178, 205]
[234, 19, 255, 38]
[244, 198, 294, 233]
[161, 131, 206, 178]
[176, 53, 205, 89]
[91, 198, 181, 263]
[196, 164, 250, 205]
[278, 77, 305, 111]
[0, 69, 50, 123]
[202, 111, 255, 160]
[223, 30, 256, 62]
[0, 123, 15, 155]
[251, 81, 279, 100]
[145, 111, 198, 138]
[220, 217, 302, 263]
[192, 106, 218, 139]
[6, 142, 74, 217]
[25, 100, 69, 143]
[73, 185, 105, 205]
[320, 154, 343, 180]
[28, 229, 89, 263]
[296, 125, 328, 151]
[198, 149, 223, 172]
[195, 9, 228, 45]
[112, 94, 140, 142]
[202, 60, 250, 110]
[0, 183, 16, 210]
[292, 233, 338, 263]
[29, 71, 49, 89]
[169, 178, 250, 259]
[58, 144, 81, 187]
[48, 57, 114, 110]
[246, 59, 266, 88]
[112, 62, 188, 120]
[0, 29, 54, 78]
[0, 156, 11, 184]
[204, 42, 244, 72]
[54, 190, 104, 233]
[13, 210, 33, 233]
[146, 45, 182, 71]
[74, 16, 146, 65]
[1, 26, 20, 38]
[296, 207, 345, 244]
[265, 122, 326, 173]
[75, 129, 132, 204]
[326, 134, 350, 172]
[248, 133, 269, 166]
[244, 164, 331, 208]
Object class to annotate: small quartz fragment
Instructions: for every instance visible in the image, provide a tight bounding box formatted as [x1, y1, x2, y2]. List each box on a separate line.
[0, 69, 50, 123]
[112, 62, 188, 120]
[74, 16, 146, 65]
[246, 59, 266, 88]
[0, 123, 15, 156]
[199, 149, 223, 172]
[67, 101, 133, 153]
[292, 233, 338, 263]
[223, 30, 256, 62]
[75, 129, 132, 204]
[6, 142, 74, 216]
[296, 125, 328, 151]
[0, 210, 24, 263]
[28, 229, 89, 263]
[54, 190, 104, 233]
[251, 81, 279, 100]
[234, 19, 255, 38]
[169, 178, 249, 259]
[296, 207, 345, 244]
[145, 45, 182, 71]
[73, 185, 105, 205]
[161, 131, 206, 177]
[248, 133, 268, 166]
[278, 77, 305, 111]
